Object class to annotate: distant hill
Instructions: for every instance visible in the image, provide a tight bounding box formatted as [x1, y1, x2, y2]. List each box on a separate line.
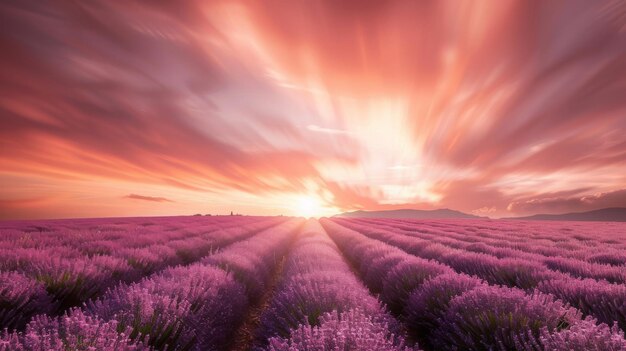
[334, 208, 483, 219]
[507, 207, 626, 222]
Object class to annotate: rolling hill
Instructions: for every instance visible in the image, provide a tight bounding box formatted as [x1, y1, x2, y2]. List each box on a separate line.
[507, 207, 626, 222]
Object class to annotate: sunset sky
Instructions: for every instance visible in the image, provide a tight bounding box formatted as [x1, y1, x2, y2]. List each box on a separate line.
[1, 0, 625, 219]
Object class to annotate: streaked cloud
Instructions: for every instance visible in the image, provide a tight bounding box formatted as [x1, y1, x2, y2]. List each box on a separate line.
[472, 206, 497, 216]
[306, 125, 353, 135]
[124, 194, 173, 203]
[387, 165, 422, 171]
[0, 0, 625, 219]
[507, 189, 626, 215]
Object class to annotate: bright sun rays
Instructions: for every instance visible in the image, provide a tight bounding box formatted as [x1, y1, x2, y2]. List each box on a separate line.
[296, 195, 325, 218]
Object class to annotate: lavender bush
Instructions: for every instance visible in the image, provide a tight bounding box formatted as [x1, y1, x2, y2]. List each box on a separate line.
[382, 257, 453, 314]
[266, 309, 419, 351]
[0, 272, 54, 331]
[257, 220, 404, 348]
[0, 308, 147, 350]
[333, 217, 626, 332]
[0, 215, 282, 321]
[432, 286, 581, 350]
[537, 277, 626, 332]
[540, 317, 626, 351]
[405, 273, 484, 345]
[0, 216, 624, 350]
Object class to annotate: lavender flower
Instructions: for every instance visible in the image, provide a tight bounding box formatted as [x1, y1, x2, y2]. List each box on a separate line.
[433, 286, 581, 350]
[266, 309, 420, 351]
[2, 308, 147, 350]
[257, 220, 405, 347]
[381, 258, 452, 314]
[0, 272, 54, 331]
[540, 317, 626, 351]
[538, 277, 626, 332]
[405, 273, 484, 345]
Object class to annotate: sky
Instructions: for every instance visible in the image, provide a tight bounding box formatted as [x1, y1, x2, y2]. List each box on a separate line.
[1, 0, 625, 219]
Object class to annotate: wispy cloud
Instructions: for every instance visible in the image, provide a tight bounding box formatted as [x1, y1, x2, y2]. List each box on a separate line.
[472, 206, 497, 216]
[124, 194, 173, 203]
[306, 125, 353, 135]
[507, 189, 626, 215]
[387, 165, 423, 171]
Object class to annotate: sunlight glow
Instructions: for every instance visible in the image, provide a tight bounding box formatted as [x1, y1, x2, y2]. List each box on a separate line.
[296, 195, 324, 218]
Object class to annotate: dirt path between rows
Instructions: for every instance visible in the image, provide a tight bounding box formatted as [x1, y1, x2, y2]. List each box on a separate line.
[228, 240, 294, 350]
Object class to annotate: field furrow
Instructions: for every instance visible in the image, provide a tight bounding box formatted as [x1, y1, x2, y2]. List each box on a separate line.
[331, 217, 626, 332]
[1, 216, 625, 351]
[254, 219, 415, 350]
[348, 217, 626, 282]
[321, 218, 626, 351]
[0, 216, 285, 331]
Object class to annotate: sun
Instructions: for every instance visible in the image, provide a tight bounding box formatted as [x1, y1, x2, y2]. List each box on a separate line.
[296, 196, 324, 218]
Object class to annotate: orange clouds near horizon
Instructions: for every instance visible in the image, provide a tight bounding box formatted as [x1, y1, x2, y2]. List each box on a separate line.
[1, 0, 625, 220]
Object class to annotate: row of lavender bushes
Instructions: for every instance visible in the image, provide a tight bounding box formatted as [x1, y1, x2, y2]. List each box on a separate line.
[256, 219, 417, 350]
[351, 217, 626, 283]
[334, 218, 626, 333]
[363, 217, 626, 333]
[0, 216, 283, 331]
[366, 218, 625, 257]
[1, 218, 301, 350]
[321, 219, 626, 351]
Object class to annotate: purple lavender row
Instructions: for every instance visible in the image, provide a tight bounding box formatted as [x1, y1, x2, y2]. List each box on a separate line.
[320, 219, 626, 351]
[90, 218, 300, 350]
[382, 217, 626, 249]
[346, 218, 626, 333]
[352, 217, 626, 282]
[381, 218, 626, 276]
[1, 309, 149, 351]
[85, 218, 302, 350]
[0, 216, 284, 331]
[392, 219, 626, 285]
[257, 219, 417, 351]
[353, 217, 625, 261]
[333, 218, 626, 333]
[0, 217, 282, 331]
[0, 217, 277, 340]
[335, 217, 558, 289]
[324, 221, 614, 349]
[114, 217, 284, 275]
[200, 219, 302, 304]
[0, 216, 275, 286]
[0, 216, 271, 273]
[367, 217, 626, 265]
[353, 217, 626, 284]
[0, 216, 262, 251]
[0, 216, 267, 278]
[2, 218, 303, 350]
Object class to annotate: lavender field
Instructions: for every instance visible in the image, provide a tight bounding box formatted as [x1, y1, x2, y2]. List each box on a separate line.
[1, 216, 625, 351]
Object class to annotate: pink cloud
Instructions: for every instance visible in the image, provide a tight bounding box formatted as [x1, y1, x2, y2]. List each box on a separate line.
[508, 189, 626, 215]
[124, 194, 173, 203]
[0, 1, 625, 218]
